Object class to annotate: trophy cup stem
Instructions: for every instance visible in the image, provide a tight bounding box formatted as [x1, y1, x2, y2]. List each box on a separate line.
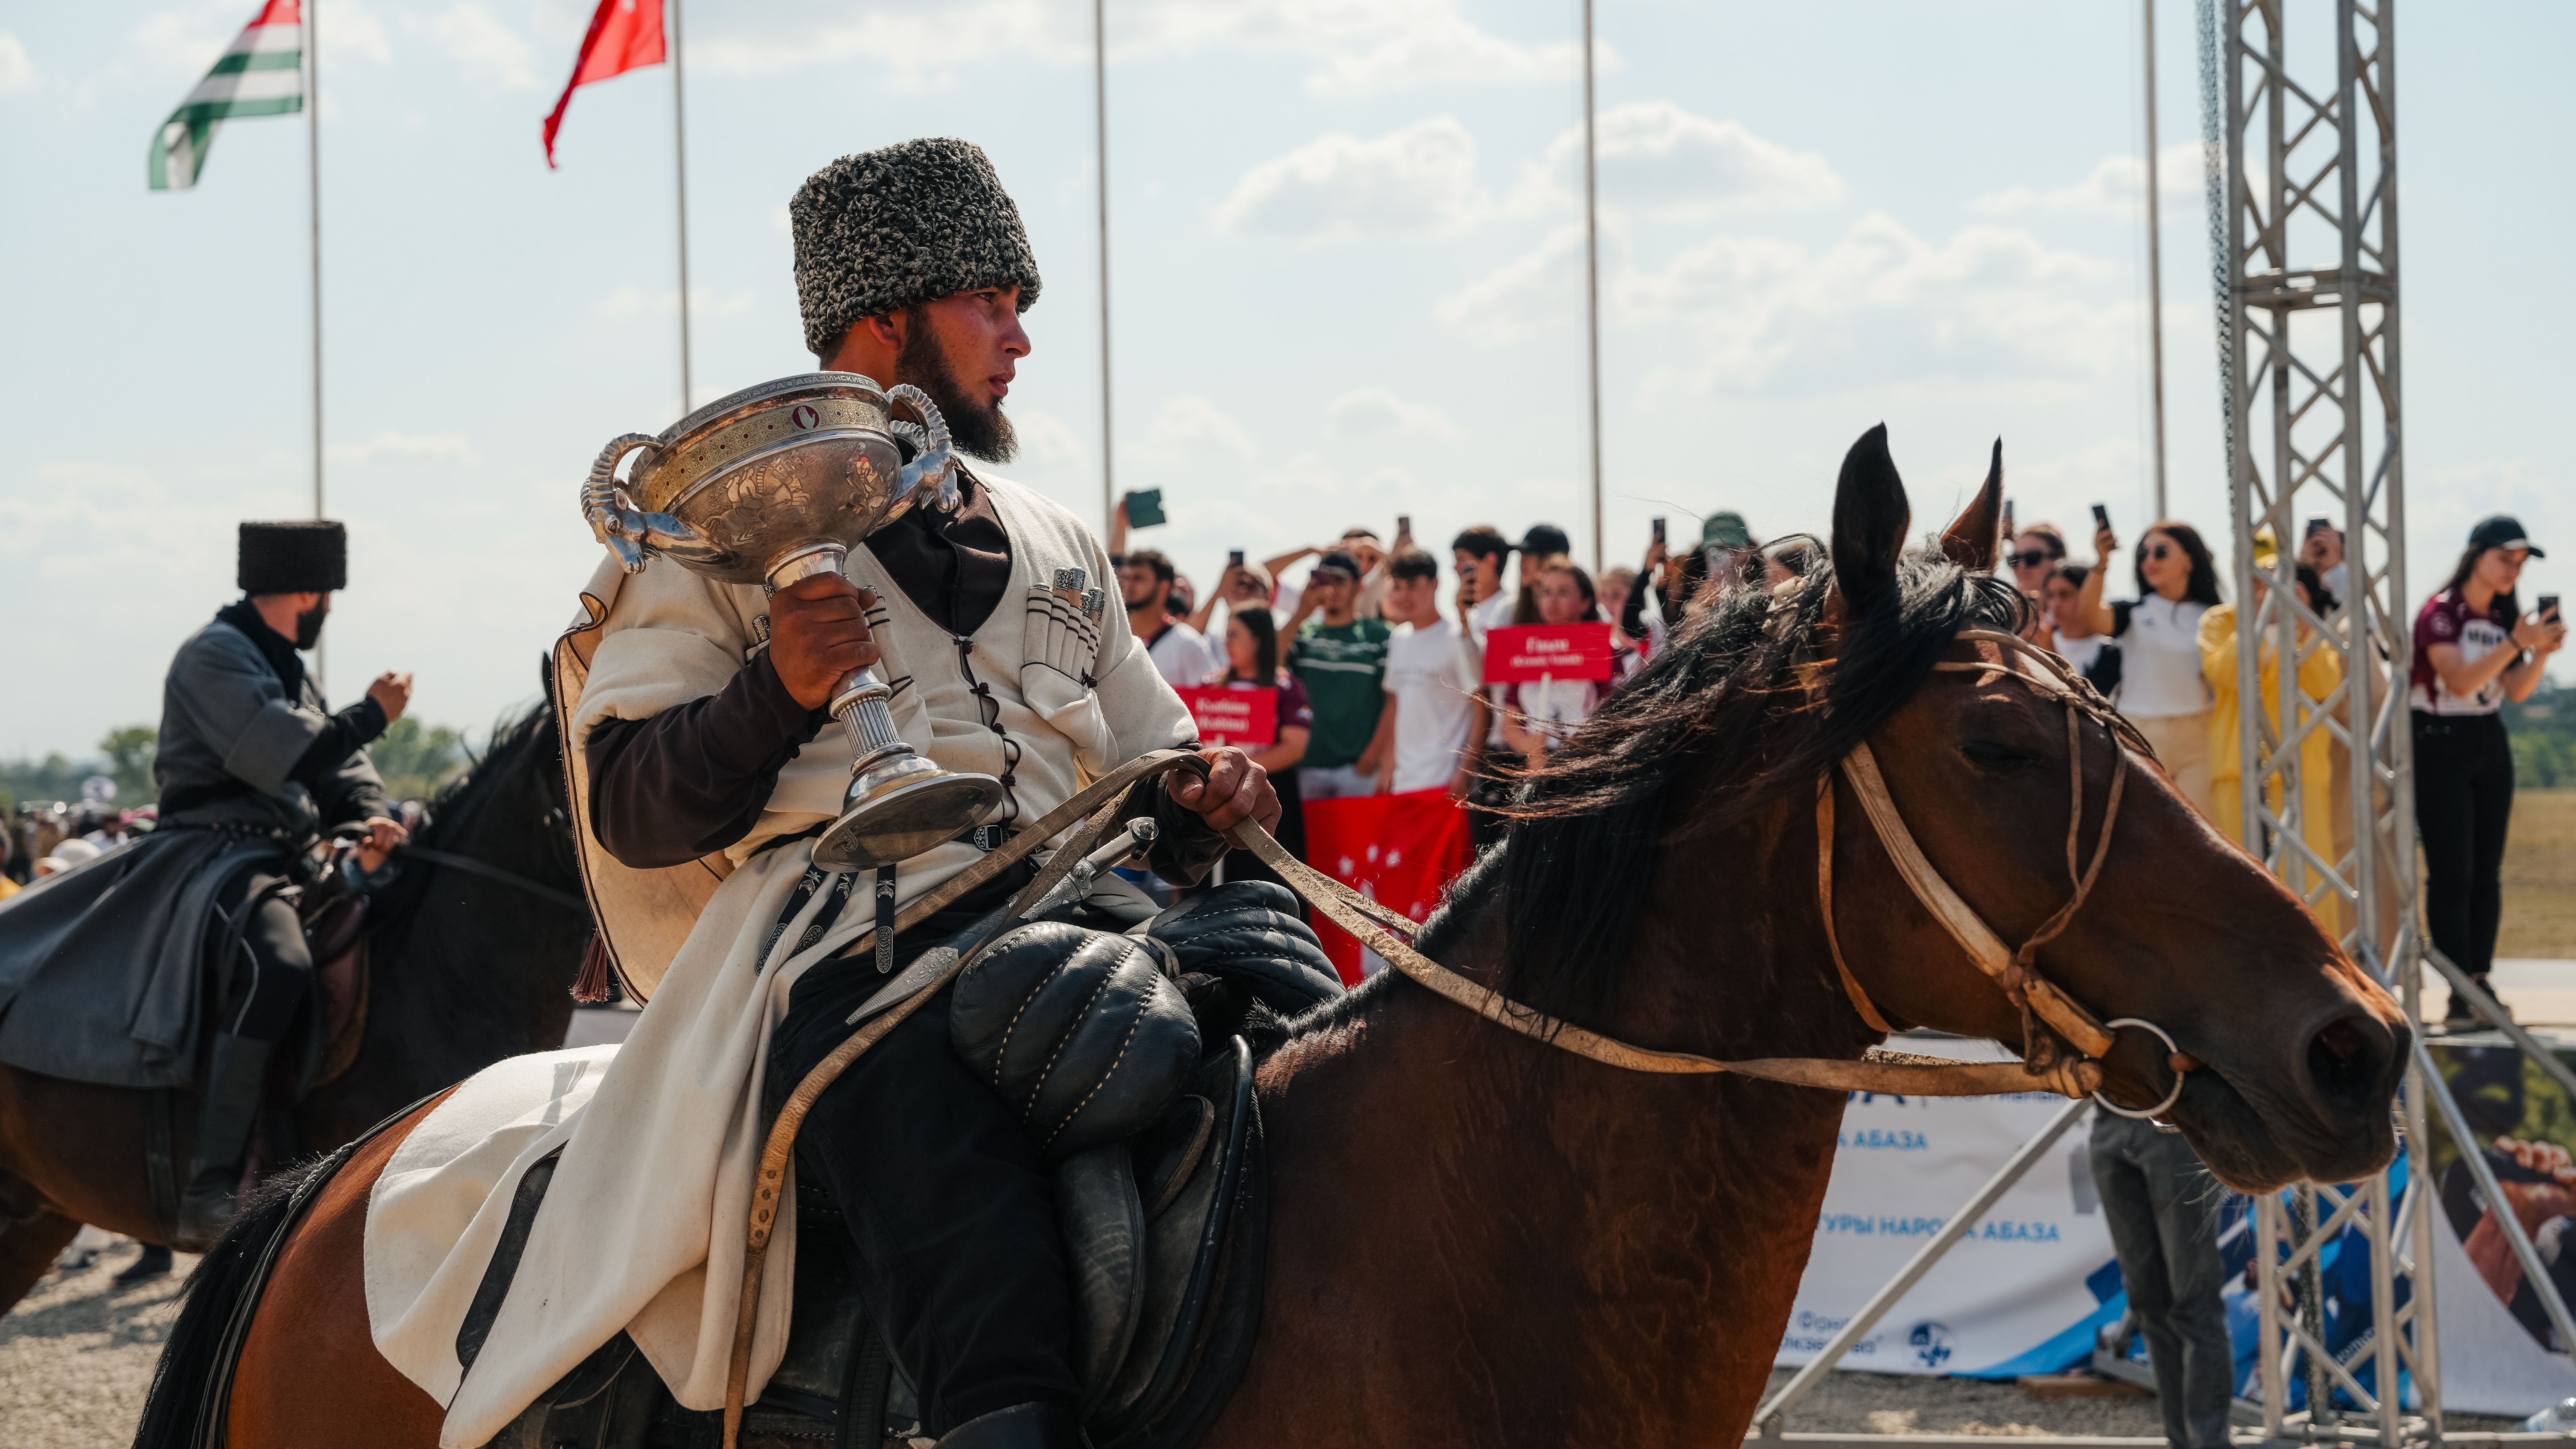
[769, 549, 1005, 871]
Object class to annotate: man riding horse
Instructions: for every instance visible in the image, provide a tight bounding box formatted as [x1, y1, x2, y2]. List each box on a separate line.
[0, 519, 413, 1243]
[483, 138, 1278, 1449]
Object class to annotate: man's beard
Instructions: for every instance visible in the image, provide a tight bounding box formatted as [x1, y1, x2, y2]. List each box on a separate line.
[293, 602, 329, 650]
[896, 313, 1017, 464]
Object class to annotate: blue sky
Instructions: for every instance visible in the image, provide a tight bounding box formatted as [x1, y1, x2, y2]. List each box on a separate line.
[2, 0, 2568, 755]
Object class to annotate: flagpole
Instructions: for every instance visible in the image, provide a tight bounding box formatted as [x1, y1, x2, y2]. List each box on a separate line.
[2142, 0, 2168, 521]
[1580, 0, 1603, 575]
[671, 0, 692, 410]
[309, 0, 326, 690]
[309, 0, 323, 523]
[1094, 0, 1113, 536]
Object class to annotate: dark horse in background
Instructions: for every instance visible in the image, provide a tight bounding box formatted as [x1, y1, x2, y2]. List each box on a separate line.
[140, 430, 2408, 1449]
[0, 702, 591, 1308]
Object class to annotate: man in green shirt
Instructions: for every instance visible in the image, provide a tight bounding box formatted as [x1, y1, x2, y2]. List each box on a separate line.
[1287, 550, 1394, 799]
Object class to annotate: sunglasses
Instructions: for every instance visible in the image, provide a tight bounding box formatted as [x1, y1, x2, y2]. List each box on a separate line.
[2008, 549, 2061, 569]
[2144, 544, 2179, 561]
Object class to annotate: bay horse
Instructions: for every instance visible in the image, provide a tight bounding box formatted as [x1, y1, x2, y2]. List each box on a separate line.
[138, 430, 2406, 1449]
[0, 702, 591, 1309]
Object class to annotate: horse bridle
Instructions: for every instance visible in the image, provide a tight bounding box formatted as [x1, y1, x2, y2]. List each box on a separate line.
[1228, 624, 2197, 1118]
[1816, 627, 2192, 1120]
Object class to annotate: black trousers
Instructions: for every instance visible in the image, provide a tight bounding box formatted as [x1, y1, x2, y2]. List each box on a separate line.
[2413, 712, 2515, 979]
[768, 909, 1076, 1434]
[2091, 1114, 2232, 1448]
[214, 864, 313, 1043]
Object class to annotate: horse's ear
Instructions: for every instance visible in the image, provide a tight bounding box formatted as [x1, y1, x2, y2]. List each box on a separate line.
[1938, 440, 2004, 572]
[1830, 424, 1911, 615]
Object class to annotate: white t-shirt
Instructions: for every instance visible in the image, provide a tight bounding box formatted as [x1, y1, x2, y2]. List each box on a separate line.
[1463, 588, 1519, 745]
[2111, 594, 2213, 717]
[2053, 632, 2108, 675]
[1382, 618, 1478, 794]
[1145, 621, 1223, 690]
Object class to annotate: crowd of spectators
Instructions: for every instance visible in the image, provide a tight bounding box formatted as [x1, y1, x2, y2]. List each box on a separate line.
[1105, 497, 1830, 870]
[1110, 493, 2564, 1025]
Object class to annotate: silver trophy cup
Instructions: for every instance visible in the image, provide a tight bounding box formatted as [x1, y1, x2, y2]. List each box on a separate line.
[579, 372, 1005, 869]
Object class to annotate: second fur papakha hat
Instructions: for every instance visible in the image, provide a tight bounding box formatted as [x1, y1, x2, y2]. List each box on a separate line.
[790, 138, 1043, 357]
[237, 520, 347, 594]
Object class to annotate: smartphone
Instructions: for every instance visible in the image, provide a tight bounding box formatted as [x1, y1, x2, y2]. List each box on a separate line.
[2305, 515, 2334, 537]
[2003, 497, 2016, 530]
[2543, 594, 2563, 624]
[2091, 503, 2111, 530]
[1227, 549, 1245, 570]
[1397, 515, 1411, 536]
[1123, 488, 1166, 529]
[1652, 517, 1667, 545]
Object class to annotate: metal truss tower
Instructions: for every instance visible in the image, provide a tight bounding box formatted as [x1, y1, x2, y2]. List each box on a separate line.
[2214, 3, 2449, 1441]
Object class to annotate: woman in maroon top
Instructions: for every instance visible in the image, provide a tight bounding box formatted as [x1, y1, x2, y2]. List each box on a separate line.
[1206, 606, 1314, 887]
[2412, 515, 2567, 1021]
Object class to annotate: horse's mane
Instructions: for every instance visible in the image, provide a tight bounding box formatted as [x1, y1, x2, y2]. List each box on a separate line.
[1411, 542, 2027, 1026]
[364, 701, 558, 940]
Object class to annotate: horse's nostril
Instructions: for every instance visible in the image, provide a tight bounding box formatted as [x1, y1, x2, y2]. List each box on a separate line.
[2319, 1018, 2364, 1063]
[2306, 1015, 2389, 1109]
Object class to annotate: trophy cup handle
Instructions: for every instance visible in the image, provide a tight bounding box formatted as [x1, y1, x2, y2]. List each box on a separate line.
[887, 384, 962, 513]
[581, 432, 729, 574]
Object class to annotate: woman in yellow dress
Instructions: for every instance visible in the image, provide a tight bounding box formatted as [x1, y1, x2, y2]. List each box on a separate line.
[2199, 554, 2345, 933]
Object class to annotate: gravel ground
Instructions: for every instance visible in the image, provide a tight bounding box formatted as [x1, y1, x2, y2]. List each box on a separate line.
[1, 1239, 195, 1448]
[0, 1247, 2526, 1447]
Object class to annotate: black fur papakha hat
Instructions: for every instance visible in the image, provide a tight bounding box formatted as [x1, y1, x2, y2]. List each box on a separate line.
[238, 520, 347, 594]
[790, 138, 1042, 358]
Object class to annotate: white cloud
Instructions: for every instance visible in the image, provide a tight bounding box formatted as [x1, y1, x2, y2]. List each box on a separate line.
[1325, 387, 1459, 441]
[1006, 409, 1086, 470]
[1214, 117, 1488, 244]
[1434, 222, 1592, 340]
[327, 431, 482, 467]
[1509, 102, 1842, 219]
[594, 287, 756, 320]
[1141, 397, 1255, 461]
[1970, 142, 2207, 218]
[327, 0, 396, 66]
[0, 34, 36, 94]
[407, 3, 543, 91]
[1441, 213, 2125, 397]
[681, 0, 1598, 96]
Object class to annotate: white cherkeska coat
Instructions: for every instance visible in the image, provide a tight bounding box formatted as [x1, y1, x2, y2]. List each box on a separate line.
[363, 475, 1196, 1448]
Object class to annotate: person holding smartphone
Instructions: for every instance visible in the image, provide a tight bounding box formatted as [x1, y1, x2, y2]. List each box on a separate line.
[2069, 517, 2227, 817]
[2413, 515, 2566, 1022]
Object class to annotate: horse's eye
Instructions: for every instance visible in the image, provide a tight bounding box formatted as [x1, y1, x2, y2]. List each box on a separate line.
[1961, 739, 2037, 772]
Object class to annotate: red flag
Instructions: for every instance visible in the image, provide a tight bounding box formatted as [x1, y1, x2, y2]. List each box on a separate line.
[542, 0, 666, 168]
[1298, 789, 1476, 985]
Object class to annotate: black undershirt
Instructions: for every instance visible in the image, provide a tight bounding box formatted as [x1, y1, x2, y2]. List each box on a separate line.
[587, 473, 1016, 868]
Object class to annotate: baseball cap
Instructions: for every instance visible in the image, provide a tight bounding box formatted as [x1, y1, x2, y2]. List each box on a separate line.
[2468, 514, 2546, 558]
[1700, 511, 1753, 550]
[1515, 524, 1571, 557]
[37, 838, 102, 874]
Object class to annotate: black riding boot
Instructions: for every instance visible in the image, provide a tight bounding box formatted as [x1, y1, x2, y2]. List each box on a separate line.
[176, 1031, 273, 1247]
[937, 1403, 1082, 1449]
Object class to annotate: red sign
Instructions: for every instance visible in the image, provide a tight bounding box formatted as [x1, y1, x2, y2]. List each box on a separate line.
[1175, 685, 1277, 747]
[1482, 622, 1616, 684]
[1299, 789, 1477, 985]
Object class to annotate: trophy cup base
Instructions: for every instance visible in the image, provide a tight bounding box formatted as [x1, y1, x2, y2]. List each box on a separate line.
[811, 767, 1007, 871]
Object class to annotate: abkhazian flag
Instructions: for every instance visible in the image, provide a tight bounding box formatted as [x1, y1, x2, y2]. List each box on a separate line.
[148, 0, 305, 191]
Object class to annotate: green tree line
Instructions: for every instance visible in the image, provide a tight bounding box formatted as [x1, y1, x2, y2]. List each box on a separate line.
[2509, 680, 2575, 789]
[2, 717, 471, 813]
